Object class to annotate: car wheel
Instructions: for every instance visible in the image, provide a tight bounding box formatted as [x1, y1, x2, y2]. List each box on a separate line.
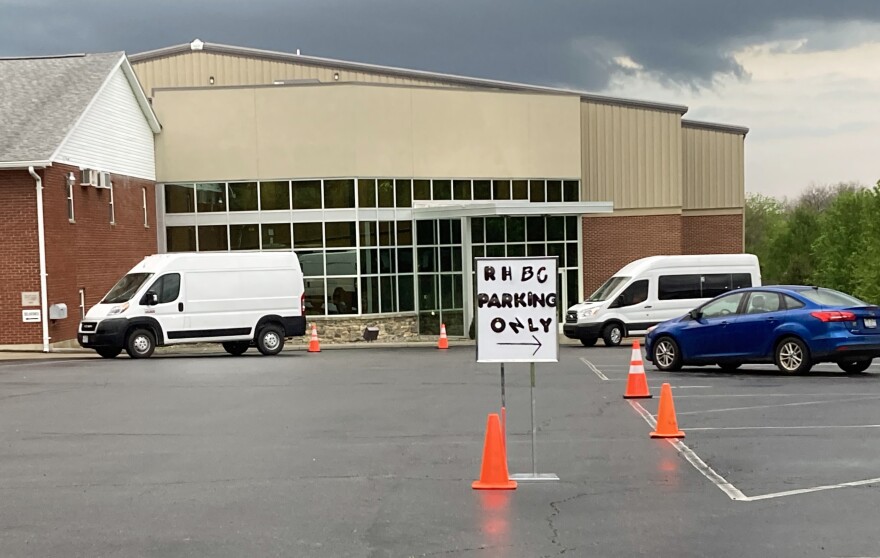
[125, 329, 156, 359]
[652, 336, 682, 372]
[774, 337, 812, 374]
[580, 337, 598, 347]
[602, 323, 624, 347]
[96, 348, 121, 359]
[222, 341, 250, 356]
[837, 359, 872, 374]
[256, 325, 285, 356]
[719, 362, 741, 372]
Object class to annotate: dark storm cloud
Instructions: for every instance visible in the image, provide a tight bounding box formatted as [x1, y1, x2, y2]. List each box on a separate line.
[2, 0, 880, 91]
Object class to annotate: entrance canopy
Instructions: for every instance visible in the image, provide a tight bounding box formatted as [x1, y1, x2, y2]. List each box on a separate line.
[411, 200, 613, 220]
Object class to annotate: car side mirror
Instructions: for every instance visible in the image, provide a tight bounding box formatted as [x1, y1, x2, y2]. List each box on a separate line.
[146, 292, 159, 306]
[689, 309, 702, 320]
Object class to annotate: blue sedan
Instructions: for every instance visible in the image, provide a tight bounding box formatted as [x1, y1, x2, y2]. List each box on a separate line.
[644, 286, 880, 374]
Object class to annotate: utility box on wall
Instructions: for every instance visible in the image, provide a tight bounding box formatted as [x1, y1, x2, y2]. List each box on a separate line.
[49, 303, 68, 320]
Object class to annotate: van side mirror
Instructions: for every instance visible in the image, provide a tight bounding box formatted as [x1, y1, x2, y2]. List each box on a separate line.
[146, 292, 159, 306]
[609, 293, 624, 309]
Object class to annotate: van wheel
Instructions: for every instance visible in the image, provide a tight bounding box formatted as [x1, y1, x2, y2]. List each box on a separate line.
[256, 325, 285, 356]
[223, 342, 250, 356]
[126, 329, 156, 359]
[602, 323, 624, 347]
[96, 348, 121, 359]
[580, 337, 598, 347]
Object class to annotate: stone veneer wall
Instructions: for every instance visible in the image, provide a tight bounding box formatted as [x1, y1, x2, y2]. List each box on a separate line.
[290, 314, 423, 344]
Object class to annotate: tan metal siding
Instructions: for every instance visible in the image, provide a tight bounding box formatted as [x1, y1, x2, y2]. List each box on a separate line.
[580, 101, 681, 210]
[151, 84, 581, 182]
[682, 126, 745, 210]
[131, 52, 453, 95]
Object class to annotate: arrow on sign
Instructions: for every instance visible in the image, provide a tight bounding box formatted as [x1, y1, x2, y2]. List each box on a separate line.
[498, 335, 543, 356]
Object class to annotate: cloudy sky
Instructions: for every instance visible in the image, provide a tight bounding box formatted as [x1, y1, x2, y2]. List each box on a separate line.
[2, 0, 879, 198]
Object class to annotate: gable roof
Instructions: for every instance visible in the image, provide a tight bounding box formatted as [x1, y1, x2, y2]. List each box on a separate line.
[130, 39, 690, 115]
[0, 52, 161, 167]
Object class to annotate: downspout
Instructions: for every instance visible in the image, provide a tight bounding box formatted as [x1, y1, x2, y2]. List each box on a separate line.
[28, 166, 50, 353]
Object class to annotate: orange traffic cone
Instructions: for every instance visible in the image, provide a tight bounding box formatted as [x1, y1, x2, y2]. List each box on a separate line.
[308, 323, 321, 353]
[650, 383, 685, 438]
[472, 413, 517, 490]
[623, 340, 652, 399]
[438, 323, 449, 350]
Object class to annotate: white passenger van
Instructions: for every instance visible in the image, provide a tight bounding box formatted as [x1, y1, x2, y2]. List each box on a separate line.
[78, 252, 306, 359]
[564, 254, 761, 347]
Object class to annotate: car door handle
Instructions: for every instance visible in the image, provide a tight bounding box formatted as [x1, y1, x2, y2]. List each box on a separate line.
[643, 305, 653, 309]
[178, 302, 184, 312]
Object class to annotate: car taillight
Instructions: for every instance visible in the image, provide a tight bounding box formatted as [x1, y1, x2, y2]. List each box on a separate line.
[810, 311, 856, 322]
[301, 292, 306, 316]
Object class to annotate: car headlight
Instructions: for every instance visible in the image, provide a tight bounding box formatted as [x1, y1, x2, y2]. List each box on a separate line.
[578, 307, 600, 318]
[646, 325, 657, 334]
[107, 302, 129, 316]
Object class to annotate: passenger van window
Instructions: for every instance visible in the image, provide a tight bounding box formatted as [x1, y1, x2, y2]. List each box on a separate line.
[732, 273, 752, 290]
[613, 280, 648, 308]
[659, 275, 701, 300]
[701, 274, 734, 298]
[143, 273, 181, 305]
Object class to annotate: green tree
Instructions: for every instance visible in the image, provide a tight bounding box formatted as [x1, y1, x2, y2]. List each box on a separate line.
[852, 183, 880, 304]
[744, 193, 786, 283]
[810, 188, 870, 295]
[767, 204, 820, 285]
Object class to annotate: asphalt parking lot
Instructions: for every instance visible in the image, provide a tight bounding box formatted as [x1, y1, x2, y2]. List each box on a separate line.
[1, 345, 879, 557]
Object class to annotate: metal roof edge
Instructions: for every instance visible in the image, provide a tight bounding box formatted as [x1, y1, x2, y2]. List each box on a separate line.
[682, 119, 749, 136]
[129, 41, 690, 114]
[0, 161, 51, 169]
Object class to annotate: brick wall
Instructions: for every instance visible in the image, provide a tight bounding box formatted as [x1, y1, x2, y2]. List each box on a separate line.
[0, 170, 43, 345]
[682, 213, 744, 254]
[0, 165, 157, 348]
[581, 213, 682, 298]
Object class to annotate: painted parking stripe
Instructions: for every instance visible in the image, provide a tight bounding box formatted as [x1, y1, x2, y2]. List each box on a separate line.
[580, 358, 608, 381]
[628, 400, 749, 502]
[747, 477, 880, 502]
[676, 395, 880, 416]
[688, 424, 880, 431]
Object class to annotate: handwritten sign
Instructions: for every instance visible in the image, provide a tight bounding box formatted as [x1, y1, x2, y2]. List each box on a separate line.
[476, 257, 559, 363]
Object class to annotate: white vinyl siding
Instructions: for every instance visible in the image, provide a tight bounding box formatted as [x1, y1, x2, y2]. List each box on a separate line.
[55, 66, 156, 180]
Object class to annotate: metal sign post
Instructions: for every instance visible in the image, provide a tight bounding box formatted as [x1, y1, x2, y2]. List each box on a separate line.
[475, 257, 559, 483]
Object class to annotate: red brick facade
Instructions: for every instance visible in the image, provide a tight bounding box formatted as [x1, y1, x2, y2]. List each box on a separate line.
[581, 211, 744, 298]
[681, 213, 744, 255]
[0, 164, 156, 348]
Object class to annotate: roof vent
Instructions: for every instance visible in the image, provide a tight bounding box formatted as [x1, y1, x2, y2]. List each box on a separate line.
[190, 39, 205, 51]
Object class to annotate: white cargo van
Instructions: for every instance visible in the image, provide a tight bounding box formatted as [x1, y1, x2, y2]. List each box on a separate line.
[564, 254, 761, 347]
[78, 252, 307, 359]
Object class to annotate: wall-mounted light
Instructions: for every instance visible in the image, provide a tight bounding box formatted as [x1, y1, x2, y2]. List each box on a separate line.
[333, 72, 339, 81]
[65, 172, 76, 188]
[209, 76, 215, 85]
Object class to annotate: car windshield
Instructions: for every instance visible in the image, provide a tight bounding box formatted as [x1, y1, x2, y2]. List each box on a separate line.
[101, 273, 154, 304]
[799, 288, 868, 307]
[587, 276, 630, 302]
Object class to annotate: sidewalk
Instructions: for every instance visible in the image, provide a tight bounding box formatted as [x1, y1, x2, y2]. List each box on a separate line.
[0, 335, 588, 361]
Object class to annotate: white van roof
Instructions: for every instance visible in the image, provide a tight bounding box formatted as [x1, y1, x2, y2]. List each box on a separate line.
[614, 254, 759, 276]
[128, 252, 302, 274]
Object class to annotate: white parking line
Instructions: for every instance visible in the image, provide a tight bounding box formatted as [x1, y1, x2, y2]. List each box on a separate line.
[747, 477, 880, 502]
[676, 395, 880, 416]
[628, 400, 749, 501]
[674, 393, 874, 398]
[580, 358, 609, 381]
[688, 424, 880, 431]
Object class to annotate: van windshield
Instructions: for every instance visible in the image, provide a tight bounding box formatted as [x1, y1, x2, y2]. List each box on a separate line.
[101, 273, 154, 304]
[587, 276, 630, 302]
